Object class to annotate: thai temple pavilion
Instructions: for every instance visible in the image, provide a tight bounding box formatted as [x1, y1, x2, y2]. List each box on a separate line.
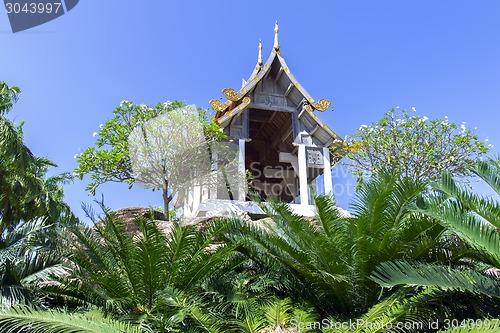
[183, 22, 343, 218]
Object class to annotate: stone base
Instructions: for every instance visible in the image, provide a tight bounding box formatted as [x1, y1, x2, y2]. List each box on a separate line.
[194, 199, 317, 218]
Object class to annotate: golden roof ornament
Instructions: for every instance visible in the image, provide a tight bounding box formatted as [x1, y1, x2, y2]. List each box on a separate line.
[273, 21, 280, 52]
[313, 99, 331, 111]
[222, 88, 241, 101]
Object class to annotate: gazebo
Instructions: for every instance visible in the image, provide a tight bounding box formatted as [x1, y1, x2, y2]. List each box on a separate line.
[184, 23, 343, 218]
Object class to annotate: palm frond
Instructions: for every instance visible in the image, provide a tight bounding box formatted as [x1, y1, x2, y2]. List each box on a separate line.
[433, 172, 500, 229]
[419, 192, 500, 267]
[474, 158, 500, 197]
[0, 306, 147, 333]
[321, 288, 454, 333]
[372, 260, 500, 298]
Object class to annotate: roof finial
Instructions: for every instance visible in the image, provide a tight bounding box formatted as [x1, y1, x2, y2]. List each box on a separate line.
[258, 39, 263, 65]
[273, 20, 280, 51]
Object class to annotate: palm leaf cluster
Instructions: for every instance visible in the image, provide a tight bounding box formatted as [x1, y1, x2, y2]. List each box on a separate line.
[0, 306, 146, 333]
[5, 81, 500, 332]
[0, 83, 73, 230]
[223, 173, 447, 320]
[44, 206, 240, 331]
[370, 158, 500, 330]
[0, 218, 68, 308]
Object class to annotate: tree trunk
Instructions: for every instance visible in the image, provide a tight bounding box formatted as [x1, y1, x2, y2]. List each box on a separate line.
[162, 188, 171, 221]
[162, 177, 173, 221]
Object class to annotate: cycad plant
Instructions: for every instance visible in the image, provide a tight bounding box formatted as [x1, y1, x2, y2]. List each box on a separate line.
[204, 258, 317, 332]
[46, 205, 239, 332]
[371, 158, 500, 329]
[223, 172, 447, 319]
[0, 218, 68, 308]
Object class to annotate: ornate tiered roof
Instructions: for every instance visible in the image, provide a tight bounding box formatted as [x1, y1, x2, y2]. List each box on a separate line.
[210, 22, 343, 149]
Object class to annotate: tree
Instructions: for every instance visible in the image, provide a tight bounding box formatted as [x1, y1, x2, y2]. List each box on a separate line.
[128, 105, 223, 219]
[0, 81, 20, 115]
[0, 81, 76, 315]
[338, 108, 490, 183]
[0, 83, 73, 229]
[74, 100, 224, 220]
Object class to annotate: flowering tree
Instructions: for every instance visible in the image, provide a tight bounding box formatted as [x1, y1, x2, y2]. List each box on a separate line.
[74, 101, 224, 220]
[338, 108, 491, 183]
[128, 105, 220, 219]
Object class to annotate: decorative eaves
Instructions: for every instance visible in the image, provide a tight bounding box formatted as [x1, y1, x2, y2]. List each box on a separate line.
[210, 23, 335, 138]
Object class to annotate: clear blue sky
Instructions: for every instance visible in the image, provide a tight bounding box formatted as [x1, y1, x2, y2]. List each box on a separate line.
[2, 1, 500, 220]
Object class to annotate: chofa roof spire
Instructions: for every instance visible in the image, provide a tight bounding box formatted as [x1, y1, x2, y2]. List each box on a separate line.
[273, 20, 280, 51]
[258, 39, 263, 65]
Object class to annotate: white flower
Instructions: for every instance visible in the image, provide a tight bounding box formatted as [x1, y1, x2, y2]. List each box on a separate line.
[73, 154, 79, 159]
[460, 124, 466, 131]
[488, 144, 493, 148]
[99, 124, 103, 129]
[92, 132, 98, 137]
[396, 106, 400, 109]
[422, 116, 428, 121]
[485, 138, 489, 142]
[411, 107, 416, 112]
[359, 125, 368, 131]
[444, 116, 448, 119]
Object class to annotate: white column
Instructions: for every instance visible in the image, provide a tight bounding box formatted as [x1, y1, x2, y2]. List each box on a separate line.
[298, 144, 309, 205]
[210, 149, 218, 199]
[183, 187, 194, 218]
[323, 147, 333, 195]
[192, 185, 201, 214]
[238, 139, 246, 201]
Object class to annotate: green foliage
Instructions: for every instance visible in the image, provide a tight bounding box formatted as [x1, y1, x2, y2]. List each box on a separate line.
[0, 81, 20, 115]
[369, 158, 500, 330]
[47, 205, 239, 331]
[74, 100, 225, 219]
[422, 158, 500, 268]
[0, 306, 147, 333]
[340, 108, 490, 183]
[223, 172, 445, 318]
[74, 100, 225, 196]
[5, 80, 500, 331]
[0, 218, 68, 308]
[74, 100, 185, 194]
[372, 260, 500, 297]
[322, 288, 448, 333]
[0, 83, 73, 229]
